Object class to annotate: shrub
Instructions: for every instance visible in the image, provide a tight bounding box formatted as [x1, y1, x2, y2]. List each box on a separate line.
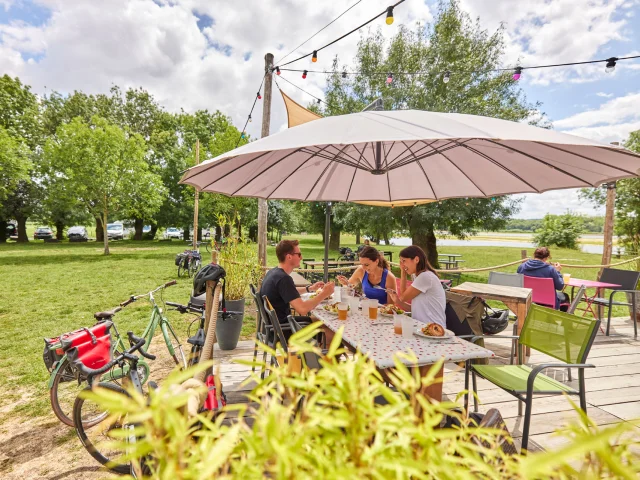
[533, 212, 584, 250]
[84, 325, 640, 479]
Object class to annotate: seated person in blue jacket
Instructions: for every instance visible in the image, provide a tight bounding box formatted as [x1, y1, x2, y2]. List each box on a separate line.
[336, 246, 396, 304]
[517, 247, 569, 310]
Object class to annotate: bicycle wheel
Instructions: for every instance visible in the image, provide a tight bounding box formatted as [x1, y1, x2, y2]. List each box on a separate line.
[189, 258, 201, 277]
[74, 382, 132, 475]
[178, 257, 189, 277]
[205, 242, 211, 253]
[163, 322, 187, 369]
[50, 357, 111, 428]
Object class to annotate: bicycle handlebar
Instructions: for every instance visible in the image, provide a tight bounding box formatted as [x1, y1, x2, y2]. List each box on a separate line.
[120, 281, 178, 306]
[166, 301, 204, 314]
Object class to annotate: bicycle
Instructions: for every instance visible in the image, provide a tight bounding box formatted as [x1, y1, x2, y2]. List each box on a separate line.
[177, 249, 202, 277]
[73, 332, 156, 475]
[47, 281, 187, 427]
[166, 301, 206, 367]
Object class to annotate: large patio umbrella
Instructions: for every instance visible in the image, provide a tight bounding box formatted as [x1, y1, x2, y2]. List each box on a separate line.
[181, 110, 640, 278]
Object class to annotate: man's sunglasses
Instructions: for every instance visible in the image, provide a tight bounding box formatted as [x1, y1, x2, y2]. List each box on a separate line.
[290, 252, 302, 257]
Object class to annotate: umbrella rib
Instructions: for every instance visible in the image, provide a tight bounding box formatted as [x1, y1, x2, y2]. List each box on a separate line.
[385, 140, 437, 169]
[300, 147, 374, 170]
[454, 142, 541, 192]
[181, 153, 242, 182]
[532, 142, 639, 176]
[383, 140, 417, 168]
[229, 148, 306, 196]
[483, 139, 597, 187]
[345, 143, 367, 202]
[437, 147, 488, 197]
[304, 144, 352, 201]
[190, 152, 271, 190]
[264, 145, 333, 198]
[389, 141, 463, 170]
[402, 140, 438, 200]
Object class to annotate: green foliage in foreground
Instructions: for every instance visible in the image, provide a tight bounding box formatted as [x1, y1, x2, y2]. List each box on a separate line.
[87, 324, 639, 479]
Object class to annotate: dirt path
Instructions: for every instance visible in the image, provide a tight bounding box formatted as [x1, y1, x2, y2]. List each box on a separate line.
[0, 338, 180, 479]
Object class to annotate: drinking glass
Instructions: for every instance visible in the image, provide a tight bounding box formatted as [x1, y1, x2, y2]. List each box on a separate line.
[348, 296, 360, 312]
[337, 302, 349, 321]
[393, 313, 403, 335]
[401, 316, 413, 338]
[367, 299, 379, 320]
[563, 273, 571, 284]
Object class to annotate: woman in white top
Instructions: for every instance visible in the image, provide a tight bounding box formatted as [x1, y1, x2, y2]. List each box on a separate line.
[389, 245, 446, 328]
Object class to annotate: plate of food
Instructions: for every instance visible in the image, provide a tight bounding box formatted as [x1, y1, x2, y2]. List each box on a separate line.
[414, 323, 455, 340]
[378, 304, 407, 317]
[322, 302, 349, 315]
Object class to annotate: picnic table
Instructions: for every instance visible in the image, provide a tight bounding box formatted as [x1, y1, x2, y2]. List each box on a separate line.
[312, 306, 494, 403]
[564, 277, 621, 318]
[439, 253, 462, 263]
[303, 260, 358, 269]
[290, 271, 310, 287]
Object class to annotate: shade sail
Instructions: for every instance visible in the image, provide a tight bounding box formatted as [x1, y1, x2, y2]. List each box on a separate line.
[280, 90, 323, 128]
[181, 110, 640, 202]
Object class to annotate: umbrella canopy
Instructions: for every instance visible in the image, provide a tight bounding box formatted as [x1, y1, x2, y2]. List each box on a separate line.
[181, 110, 640, 204]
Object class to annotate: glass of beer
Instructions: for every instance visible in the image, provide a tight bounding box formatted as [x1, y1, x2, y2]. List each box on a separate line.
[337, 302, 349, 321]
[563, 273, 571, 284]
[393, 313, 403, 335]
[368, 299, 379, 320]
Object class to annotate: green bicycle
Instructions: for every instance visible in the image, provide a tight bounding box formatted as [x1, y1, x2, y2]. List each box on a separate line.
[47, 280, 187, 427]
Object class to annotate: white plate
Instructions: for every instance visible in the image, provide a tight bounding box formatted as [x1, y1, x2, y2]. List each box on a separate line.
[413, 327, 456, 340]
[378, 309, 410, 318]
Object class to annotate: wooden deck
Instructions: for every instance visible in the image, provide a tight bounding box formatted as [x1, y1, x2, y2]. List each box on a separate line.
[214, 315, 640, 453]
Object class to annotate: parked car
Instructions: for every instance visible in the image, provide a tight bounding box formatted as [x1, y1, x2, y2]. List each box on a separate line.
[68, 226, 89, 242]
[34, 226, 53, 240]
[163, 227, 182, 239]
[5, 223, 16, 239]
[143, 225, 151, 234]
[106, 223, 125, 240]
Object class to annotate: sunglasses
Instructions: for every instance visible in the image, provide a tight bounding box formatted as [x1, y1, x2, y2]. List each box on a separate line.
[290, 252, 302, 257]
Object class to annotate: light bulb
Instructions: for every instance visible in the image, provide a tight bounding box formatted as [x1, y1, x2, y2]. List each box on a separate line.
[302, 70, 308, 79]
[248, 115, 252, 123]
[312, 50, 317, 63]
[512, 67, 522, 81]
[257, 91, 262, 100]
[342, 71, 347, 79]
[605, 57, 617, 73]
[317, 98, 321, 104]
[443, 71, 450, 83]
[386, 73, 393, 84]
[386, 6, 394, 25]
[275, 66, 281, 75]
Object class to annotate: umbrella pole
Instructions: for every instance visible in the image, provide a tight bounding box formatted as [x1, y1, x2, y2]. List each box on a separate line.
[324, 202, 331, 283]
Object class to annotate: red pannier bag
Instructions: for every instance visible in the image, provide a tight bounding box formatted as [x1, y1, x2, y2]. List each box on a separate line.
[62, 321, 114, 372]
[203, 374, 227, 412]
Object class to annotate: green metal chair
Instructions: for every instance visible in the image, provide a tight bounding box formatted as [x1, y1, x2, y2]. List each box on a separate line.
[464, 304, 600, 452]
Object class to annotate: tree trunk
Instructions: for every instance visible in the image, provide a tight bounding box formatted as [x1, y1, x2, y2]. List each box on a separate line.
[183, 224, 190, 241]
[134, 218, 143, 241]
[383, 231, 390, 246]
[102, 208, 110, 255]
[0, 219, 7, 243]
[96, 217, 104, 242]
[355, 228, 361, 245]
[411, 229, 439, 268]
[329, 227, 341, 251]
[224, 225, 230, 238]
[16, 215, 28, 243]
[237, 221, 242, 239]
[55, 220, 64, 240]
[149, 224, 158, 240]
[321, 232, 325, 244]
[216, 225, 223, 242]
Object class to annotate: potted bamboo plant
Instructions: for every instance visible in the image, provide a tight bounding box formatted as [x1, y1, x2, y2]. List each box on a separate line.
[216, 215, 264, 350]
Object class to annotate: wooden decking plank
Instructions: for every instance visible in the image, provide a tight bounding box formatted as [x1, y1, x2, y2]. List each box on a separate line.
[505, 407, 621, 438]
[586, 386, 640, 406]
[599, 402, 640, 422]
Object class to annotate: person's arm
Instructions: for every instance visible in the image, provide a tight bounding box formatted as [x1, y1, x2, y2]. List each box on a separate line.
[337, 266, 364, 287]
[296, 281, 324, 294]
[290, 282, 335, 315]
[384, 271, 397, 305]
[399, 266, 408, 296]
[551, 268, 564, 290]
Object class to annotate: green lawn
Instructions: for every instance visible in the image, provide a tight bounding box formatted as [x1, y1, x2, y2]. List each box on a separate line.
[0, 234, 636, 419]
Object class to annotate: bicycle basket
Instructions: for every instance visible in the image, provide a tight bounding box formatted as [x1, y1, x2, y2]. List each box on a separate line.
[64, 321, 114, 373]
[175, 253, 185, 266]
[42, 337, 65, 373]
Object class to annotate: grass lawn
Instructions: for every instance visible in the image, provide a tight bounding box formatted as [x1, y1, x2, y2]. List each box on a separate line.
[1, 234, 636, 420]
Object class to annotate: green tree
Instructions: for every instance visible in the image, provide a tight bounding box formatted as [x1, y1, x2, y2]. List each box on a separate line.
[311, 0, 536, 264]
[0, 126, 31, 206]
[43, 116, 165, 254]
[533, 212, 584, 250]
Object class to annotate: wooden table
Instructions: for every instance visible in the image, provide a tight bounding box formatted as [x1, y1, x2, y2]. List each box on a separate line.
[439, 254, 462, 263]
[303, 260, 358, 269]
[312, 306, 494, 404]
[451, 282, 532, 361]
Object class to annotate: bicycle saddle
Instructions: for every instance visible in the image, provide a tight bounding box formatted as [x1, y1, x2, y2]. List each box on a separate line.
[94, 307, 122, 319]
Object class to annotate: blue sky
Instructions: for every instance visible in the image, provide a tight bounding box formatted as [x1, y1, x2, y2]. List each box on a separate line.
[1, 0, 639, 218]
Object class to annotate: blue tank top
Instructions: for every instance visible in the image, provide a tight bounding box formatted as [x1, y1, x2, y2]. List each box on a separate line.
[362, 269, 389, 304]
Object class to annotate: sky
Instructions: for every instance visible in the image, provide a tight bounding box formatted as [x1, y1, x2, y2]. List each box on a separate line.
[1, 0, 639, 219]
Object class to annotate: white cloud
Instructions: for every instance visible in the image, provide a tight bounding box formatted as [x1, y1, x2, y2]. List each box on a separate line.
[596, 92, 614, 97]
[554, 92, 640, 129]
[512, 189, 605, 219]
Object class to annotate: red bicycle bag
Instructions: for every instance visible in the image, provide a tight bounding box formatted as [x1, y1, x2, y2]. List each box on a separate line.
[63, 321, 114, 371]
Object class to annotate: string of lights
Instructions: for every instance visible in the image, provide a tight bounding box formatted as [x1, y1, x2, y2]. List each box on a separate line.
[279, 0, 404, 68]
[235, 74, 266, 147]
[274, 0, 364, 66]
[275, 75, 328, 106]
[279, 54, 640, 83]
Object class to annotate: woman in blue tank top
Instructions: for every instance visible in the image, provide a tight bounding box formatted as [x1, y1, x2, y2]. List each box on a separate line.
[337, 246, 396, 304]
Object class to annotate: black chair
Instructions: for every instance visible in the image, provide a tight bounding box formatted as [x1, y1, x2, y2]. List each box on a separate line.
[262, 296, 290, 369]
[588, 268, 639, 337]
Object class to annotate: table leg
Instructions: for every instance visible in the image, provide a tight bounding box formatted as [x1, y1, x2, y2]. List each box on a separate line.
[505, 299, 530, 362]
[417, 363, 443, 402]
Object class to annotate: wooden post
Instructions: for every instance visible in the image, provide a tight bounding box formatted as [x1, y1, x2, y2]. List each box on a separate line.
[204, 250, 219, 333]
[521, 250, 527, 260]
[599, 182, 616, 280]
[257, 53, 274, 267]
[193, 139, 200, 249]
